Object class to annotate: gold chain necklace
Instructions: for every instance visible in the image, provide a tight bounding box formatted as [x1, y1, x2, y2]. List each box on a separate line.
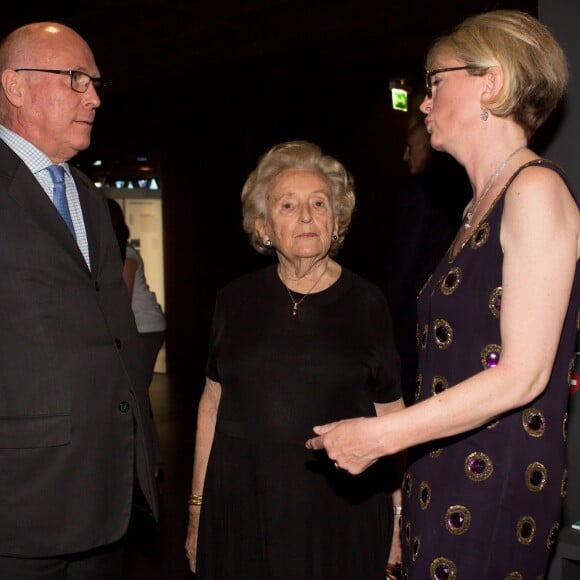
[279, 262, 328, 317]
[463, 145, 526, 229]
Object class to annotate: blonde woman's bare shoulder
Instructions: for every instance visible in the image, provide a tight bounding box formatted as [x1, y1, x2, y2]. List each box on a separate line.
[502, 162, 578, 250]
[505, 162, 577, 215]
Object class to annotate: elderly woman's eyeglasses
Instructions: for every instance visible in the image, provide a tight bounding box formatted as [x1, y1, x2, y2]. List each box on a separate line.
[14, 68, 106, 95]
[424, 66, 479, 99]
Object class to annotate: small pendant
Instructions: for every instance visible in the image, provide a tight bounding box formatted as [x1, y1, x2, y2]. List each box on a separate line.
[292, 303, 298, 317]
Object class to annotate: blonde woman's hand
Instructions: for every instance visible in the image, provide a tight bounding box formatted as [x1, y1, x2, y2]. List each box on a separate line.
[305, 416, 384, 475]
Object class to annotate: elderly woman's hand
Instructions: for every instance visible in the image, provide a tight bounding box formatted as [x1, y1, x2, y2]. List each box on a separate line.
[185, 507, 201, 573]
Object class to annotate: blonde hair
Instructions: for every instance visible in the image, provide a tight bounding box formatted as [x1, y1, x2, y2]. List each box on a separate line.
[426, 10, 568, 138]
[241, 140, 356, 256]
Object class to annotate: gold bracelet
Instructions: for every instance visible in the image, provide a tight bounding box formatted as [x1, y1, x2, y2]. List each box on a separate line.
[188, 493, 203, 506]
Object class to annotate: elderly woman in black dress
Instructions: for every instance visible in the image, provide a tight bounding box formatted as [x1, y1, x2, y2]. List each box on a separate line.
[186, 140, 405, 579]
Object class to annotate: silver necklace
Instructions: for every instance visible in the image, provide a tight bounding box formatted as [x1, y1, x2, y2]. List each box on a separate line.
[279, 262, 328, 317]
[463, 145, 526, 229]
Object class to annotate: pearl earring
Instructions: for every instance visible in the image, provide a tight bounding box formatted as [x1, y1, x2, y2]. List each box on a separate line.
[265, 239, 272, 247]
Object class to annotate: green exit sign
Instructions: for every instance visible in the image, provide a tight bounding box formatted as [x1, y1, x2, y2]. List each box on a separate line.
[391, 88, 408, 111]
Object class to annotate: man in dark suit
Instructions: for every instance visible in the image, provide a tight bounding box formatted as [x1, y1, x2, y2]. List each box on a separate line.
[0, 22, 158, 579]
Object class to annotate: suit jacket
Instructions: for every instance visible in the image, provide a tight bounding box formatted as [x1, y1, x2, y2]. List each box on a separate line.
[0, 140, 159, 557]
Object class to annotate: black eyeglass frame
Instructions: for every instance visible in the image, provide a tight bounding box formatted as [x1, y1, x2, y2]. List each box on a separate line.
[13, 68, 106, 94]
[424, 65, 481, 98]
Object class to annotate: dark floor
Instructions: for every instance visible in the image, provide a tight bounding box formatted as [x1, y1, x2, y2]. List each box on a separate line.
[124, 372, 198, 580]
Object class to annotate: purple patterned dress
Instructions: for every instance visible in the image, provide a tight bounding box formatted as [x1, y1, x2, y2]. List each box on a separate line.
[402, 160, 580, 579]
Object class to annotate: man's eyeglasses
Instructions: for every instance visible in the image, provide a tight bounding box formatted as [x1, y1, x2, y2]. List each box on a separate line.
[14, 68, 106, 95]
[424, 65, 480, 99]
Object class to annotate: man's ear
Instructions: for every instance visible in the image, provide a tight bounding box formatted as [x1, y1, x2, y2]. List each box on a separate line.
[1, 69, 26, 107]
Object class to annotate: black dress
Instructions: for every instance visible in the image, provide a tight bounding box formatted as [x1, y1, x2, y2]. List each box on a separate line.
[196, 265, 402, 580]
[402, 161, 580, 579]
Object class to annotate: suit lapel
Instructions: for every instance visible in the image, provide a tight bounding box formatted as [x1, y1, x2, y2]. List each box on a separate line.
[0, 144, 90, 273]
[72, 167, 103, 278]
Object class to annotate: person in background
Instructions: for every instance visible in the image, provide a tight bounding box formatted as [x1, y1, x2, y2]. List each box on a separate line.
[123, 242, 166, 387]
[386, 122, 469, 405]
[403, 122, 431, 175]
[185, 140, 405, 579]
[124, 234, 166, 474]
[0, 22, 158, 579]
[107, 197, 166, 477]
[307, 10, 579, 578]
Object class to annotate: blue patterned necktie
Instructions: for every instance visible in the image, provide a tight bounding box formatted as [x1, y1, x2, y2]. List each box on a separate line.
[47, 164, 76, 238]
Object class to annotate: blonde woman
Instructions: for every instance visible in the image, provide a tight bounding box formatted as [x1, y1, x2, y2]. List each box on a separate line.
[307, 10, 579, 578]
[186, 141, 404, 579]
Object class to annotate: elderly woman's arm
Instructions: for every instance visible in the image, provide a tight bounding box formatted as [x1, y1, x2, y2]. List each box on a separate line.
[185, 378, 221, 573]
